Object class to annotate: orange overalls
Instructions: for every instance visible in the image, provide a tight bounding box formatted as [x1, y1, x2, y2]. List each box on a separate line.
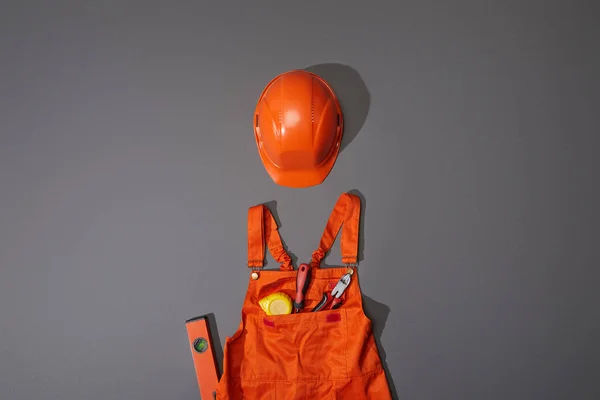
[216, 193, 392, 399]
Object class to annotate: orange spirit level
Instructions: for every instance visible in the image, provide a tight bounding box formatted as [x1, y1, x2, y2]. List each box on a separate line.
[185, 315, 220, 399]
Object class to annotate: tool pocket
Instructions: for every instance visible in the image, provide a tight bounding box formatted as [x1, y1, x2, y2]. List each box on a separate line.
[256, 309, 348, 381]
[254, 275, 350, 313]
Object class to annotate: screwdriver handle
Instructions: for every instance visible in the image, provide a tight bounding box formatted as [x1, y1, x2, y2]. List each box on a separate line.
[293, 263, 312, 313]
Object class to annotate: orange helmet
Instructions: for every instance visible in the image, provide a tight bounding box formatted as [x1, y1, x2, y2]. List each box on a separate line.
[254, 70, 343, 188]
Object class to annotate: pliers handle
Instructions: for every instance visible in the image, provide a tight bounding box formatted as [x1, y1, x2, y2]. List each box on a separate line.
[312, 273, 352, 312]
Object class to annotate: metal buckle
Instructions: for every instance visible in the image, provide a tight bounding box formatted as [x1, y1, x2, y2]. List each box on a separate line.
[248, 262, 262, 280]
[344, 263, 357, 275]
[250, 268, 260, 280]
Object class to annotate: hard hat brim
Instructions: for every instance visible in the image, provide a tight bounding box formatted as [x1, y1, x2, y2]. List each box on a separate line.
[257, 143, 341, 188]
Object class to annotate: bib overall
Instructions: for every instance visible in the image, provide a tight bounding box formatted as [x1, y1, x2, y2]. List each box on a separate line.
[216, 193, 391, 399]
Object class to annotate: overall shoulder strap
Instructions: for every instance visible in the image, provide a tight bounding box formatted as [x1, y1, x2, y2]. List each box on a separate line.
[247, 204, 293, 271]
[310, 193, 361, 269]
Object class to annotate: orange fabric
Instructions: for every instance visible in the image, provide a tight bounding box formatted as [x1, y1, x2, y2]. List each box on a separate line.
[247, 204, 293, 271]
[216, 193, 392, 399]
[254, 70, 344, 188]
[311, 192, 361, 268]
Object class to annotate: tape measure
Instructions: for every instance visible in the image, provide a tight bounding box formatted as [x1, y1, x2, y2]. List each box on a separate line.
[259, 292, 293, 315]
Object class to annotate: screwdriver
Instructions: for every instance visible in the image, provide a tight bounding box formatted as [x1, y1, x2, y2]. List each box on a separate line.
[293, 263, 312, 313]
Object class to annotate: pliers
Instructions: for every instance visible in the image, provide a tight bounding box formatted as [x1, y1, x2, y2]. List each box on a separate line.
[312, 273, 352, 312]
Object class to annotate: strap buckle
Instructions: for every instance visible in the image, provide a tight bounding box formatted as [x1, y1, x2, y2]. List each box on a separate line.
[247, 261, 262, 280]
[344, 262, 357, 275]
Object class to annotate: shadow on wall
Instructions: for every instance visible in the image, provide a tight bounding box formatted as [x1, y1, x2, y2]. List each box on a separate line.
[348, 189, 399, 399]
[206, 313, 224, 377]
[362, 295, 400, 400]
[304, 63, 371, 153]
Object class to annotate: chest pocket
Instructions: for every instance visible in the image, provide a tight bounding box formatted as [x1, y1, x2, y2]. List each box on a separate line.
[256, 309, 348, 381]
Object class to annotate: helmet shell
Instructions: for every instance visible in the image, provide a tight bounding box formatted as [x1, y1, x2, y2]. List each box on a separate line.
[254, 70, 343, 188]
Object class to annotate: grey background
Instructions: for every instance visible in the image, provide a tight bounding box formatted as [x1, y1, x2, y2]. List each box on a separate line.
[1, 1, 599, 399]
